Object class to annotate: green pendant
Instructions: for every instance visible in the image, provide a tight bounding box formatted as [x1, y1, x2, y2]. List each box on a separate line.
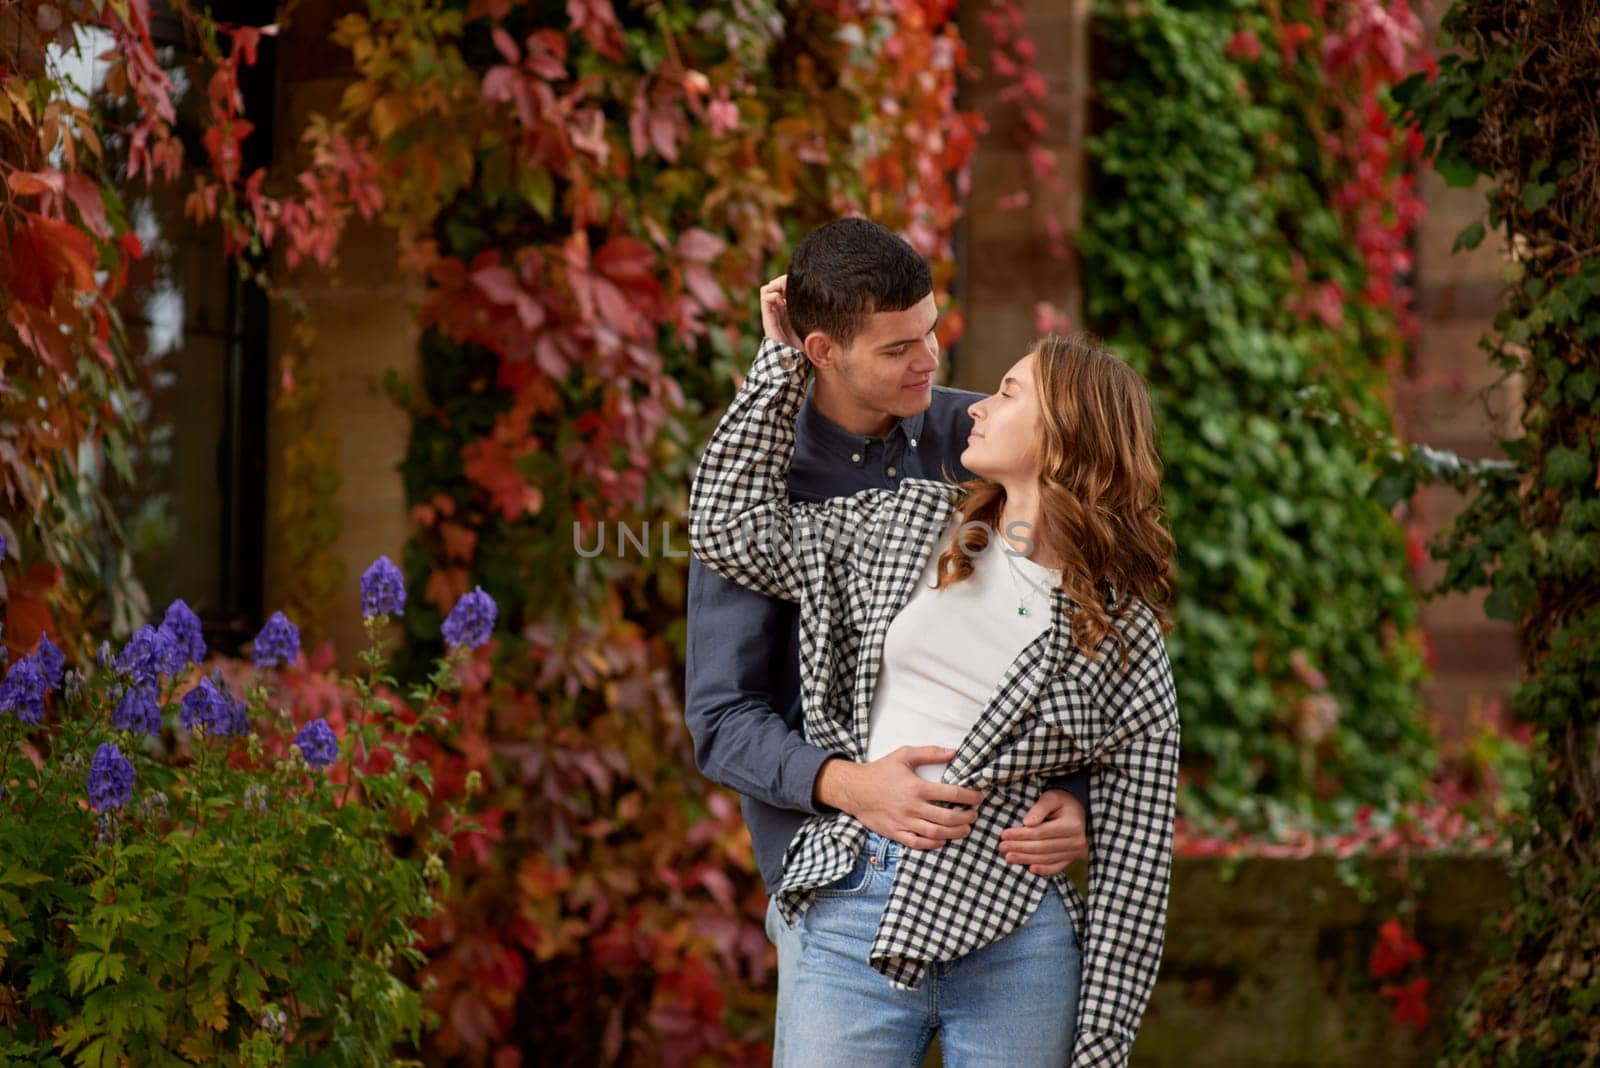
[1017, 606, 1029, 616]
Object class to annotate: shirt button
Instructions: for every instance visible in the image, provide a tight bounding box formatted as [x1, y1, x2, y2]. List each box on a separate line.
[778, 353, 796, 371]
[887, 466, 897, 477]
[851, 452, 862, 463]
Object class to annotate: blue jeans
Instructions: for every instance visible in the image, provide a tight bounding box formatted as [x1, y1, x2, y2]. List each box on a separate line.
[764, 829, 1081, 1066]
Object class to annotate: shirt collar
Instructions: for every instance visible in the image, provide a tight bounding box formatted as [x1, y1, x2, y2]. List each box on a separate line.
[798, 380, 929, 454]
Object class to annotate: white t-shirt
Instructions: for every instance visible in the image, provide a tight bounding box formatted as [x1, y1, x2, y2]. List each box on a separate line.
[864, 525, 1062, 782]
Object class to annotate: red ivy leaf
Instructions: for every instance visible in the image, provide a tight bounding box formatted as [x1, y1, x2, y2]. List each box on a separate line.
[566, 0, 625, 62]
[675, 227, 725, 263]
[64, 173, 111, 239]
[471, 264, 545, 330]
[4, 562, 63, 660]
[461, 434, 544, 521]
[3, 212, 97, 309]
[1380, 977, 1430, 1030]
[232, 26, 263, 66]
[491, 26, 520, 63]
[6, 171, 64, 199]
[592, 235, 655, 284]
[1368, 917, 1425, 979]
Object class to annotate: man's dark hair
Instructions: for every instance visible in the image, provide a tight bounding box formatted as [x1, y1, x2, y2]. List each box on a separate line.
[786, 218, 933, 349]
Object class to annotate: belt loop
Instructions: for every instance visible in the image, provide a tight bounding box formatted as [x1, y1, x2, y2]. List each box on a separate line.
[874, 832, 893, 867]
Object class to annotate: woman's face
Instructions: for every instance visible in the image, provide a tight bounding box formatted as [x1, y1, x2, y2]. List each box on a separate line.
[961, 351, 1042, 483]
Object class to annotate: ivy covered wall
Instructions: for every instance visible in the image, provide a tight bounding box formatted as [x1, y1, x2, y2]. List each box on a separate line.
[1079, 0, 1436, 829]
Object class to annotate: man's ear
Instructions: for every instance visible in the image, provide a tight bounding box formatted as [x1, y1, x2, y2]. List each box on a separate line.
[803, 332, 839, 371]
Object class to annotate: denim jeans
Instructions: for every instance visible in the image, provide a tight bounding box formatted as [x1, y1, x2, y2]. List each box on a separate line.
[764, 828, 1081, 1067]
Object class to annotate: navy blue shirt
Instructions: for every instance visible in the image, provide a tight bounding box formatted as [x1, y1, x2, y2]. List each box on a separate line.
[685, 378, 1093, 894]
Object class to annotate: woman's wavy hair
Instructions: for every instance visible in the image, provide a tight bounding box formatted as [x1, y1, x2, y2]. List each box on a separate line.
[932, 330, 1177, 672]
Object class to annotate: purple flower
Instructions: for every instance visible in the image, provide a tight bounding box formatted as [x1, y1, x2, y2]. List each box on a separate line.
[160, 600, 206, 671]
[116, 625, 180, 687]
[212, 670, 250, 737]
[111, 681, 162, 736]
[180, 675, 247, 738]
[34, 634, 65, 690]
[360, 556, 406, 619]
[0, 657, 47, 726]
[293, 718, 340, 769]
[87, 742, 136, 812]
[252, 611, 301, 668]
[442, 586, 497, 650]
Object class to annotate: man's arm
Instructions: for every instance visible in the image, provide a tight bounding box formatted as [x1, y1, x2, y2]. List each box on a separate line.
[1045, 767, 1092, 837]
[683, 554, 844, 814]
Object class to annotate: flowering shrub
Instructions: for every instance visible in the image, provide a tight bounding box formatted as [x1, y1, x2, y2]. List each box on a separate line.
[0, 562, 493, 1065]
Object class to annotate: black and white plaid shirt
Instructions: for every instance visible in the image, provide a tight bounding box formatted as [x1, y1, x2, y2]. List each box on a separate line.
[689, 337, 1180, 1068]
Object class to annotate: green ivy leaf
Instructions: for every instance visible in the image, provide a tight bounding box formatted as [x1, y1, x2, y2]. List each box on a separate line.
[519, 166, 554, 220]
[1452, 219, 1486, 252]
[1521, 181, 1556, 211]
[1545, 445, 1593, 491]
[1568, 364, 1593, 402]
[1437, 152, 1481, 188]
[1483, 583, 1516, 622]
[1370, 467, 1418, 510]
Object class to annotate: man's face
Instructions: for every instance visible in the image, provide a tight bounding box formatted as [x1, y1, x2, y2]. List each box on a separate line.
[824, 293, 941, 422]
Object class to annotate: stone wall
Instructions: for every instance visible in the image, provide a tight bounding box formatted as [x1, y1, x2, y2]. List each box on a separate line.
[952, 0, 1092, 392]
[1134, 854, 1510, 1065]
[1401, 0, 1522, 726]
[264, 0, 423, 666]
[919, 853, 1511, 1066]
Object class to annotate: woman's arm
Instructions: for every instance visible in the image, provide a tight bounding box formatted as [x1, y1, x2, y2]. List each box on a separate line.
[688, 336, 893, 604]
[1071, 609, 1181, 1068]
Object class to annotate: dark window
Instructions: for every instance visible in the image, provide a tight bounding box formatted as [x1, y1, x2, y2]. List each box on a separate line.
[100, 3, 276, 649]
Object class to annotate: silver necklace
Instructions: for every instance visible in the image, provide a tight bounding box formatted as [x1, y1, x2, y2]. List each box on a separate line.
[1001, 548, 1057, 617]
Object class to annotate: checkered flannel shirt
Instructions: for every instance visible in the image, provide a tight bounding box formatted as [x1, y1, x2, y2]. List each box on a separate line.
[688, 337, 1180, 1068]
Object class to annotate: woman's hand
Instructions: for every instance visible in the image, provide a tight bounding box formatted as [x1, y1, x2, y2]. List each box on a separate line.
[760, 274, 804, 350]
[814, 747, 984, 849]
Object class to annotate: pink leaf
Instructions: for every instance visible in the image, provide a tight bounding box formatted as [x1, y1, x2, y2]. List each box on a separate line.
[64, 174, 111, 238]
[491, 26, 520, 64]
[676, 227, 726, 263]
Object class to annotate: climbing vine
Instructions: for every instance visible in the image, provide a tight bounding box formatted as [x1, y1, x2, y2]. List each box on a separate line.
[1081, 0, 1438, 827]
[1394, 1, 1600, 1061]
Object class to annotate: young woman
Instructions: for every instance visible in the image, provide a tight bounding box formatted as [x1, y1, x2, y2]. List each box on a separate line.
[689, 282, 1180, 1068]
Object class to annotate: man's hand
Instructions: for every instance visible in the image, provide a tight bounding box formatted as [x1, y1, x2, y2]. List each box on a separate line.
[760, 274, 804, 350]
[813, 746, 983, 849]
[998, 789, 1088, 876]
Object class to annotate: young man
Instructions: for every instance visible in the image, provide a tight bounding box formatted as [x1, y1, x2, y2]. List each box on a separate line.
[683, 218, 1091, 904]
